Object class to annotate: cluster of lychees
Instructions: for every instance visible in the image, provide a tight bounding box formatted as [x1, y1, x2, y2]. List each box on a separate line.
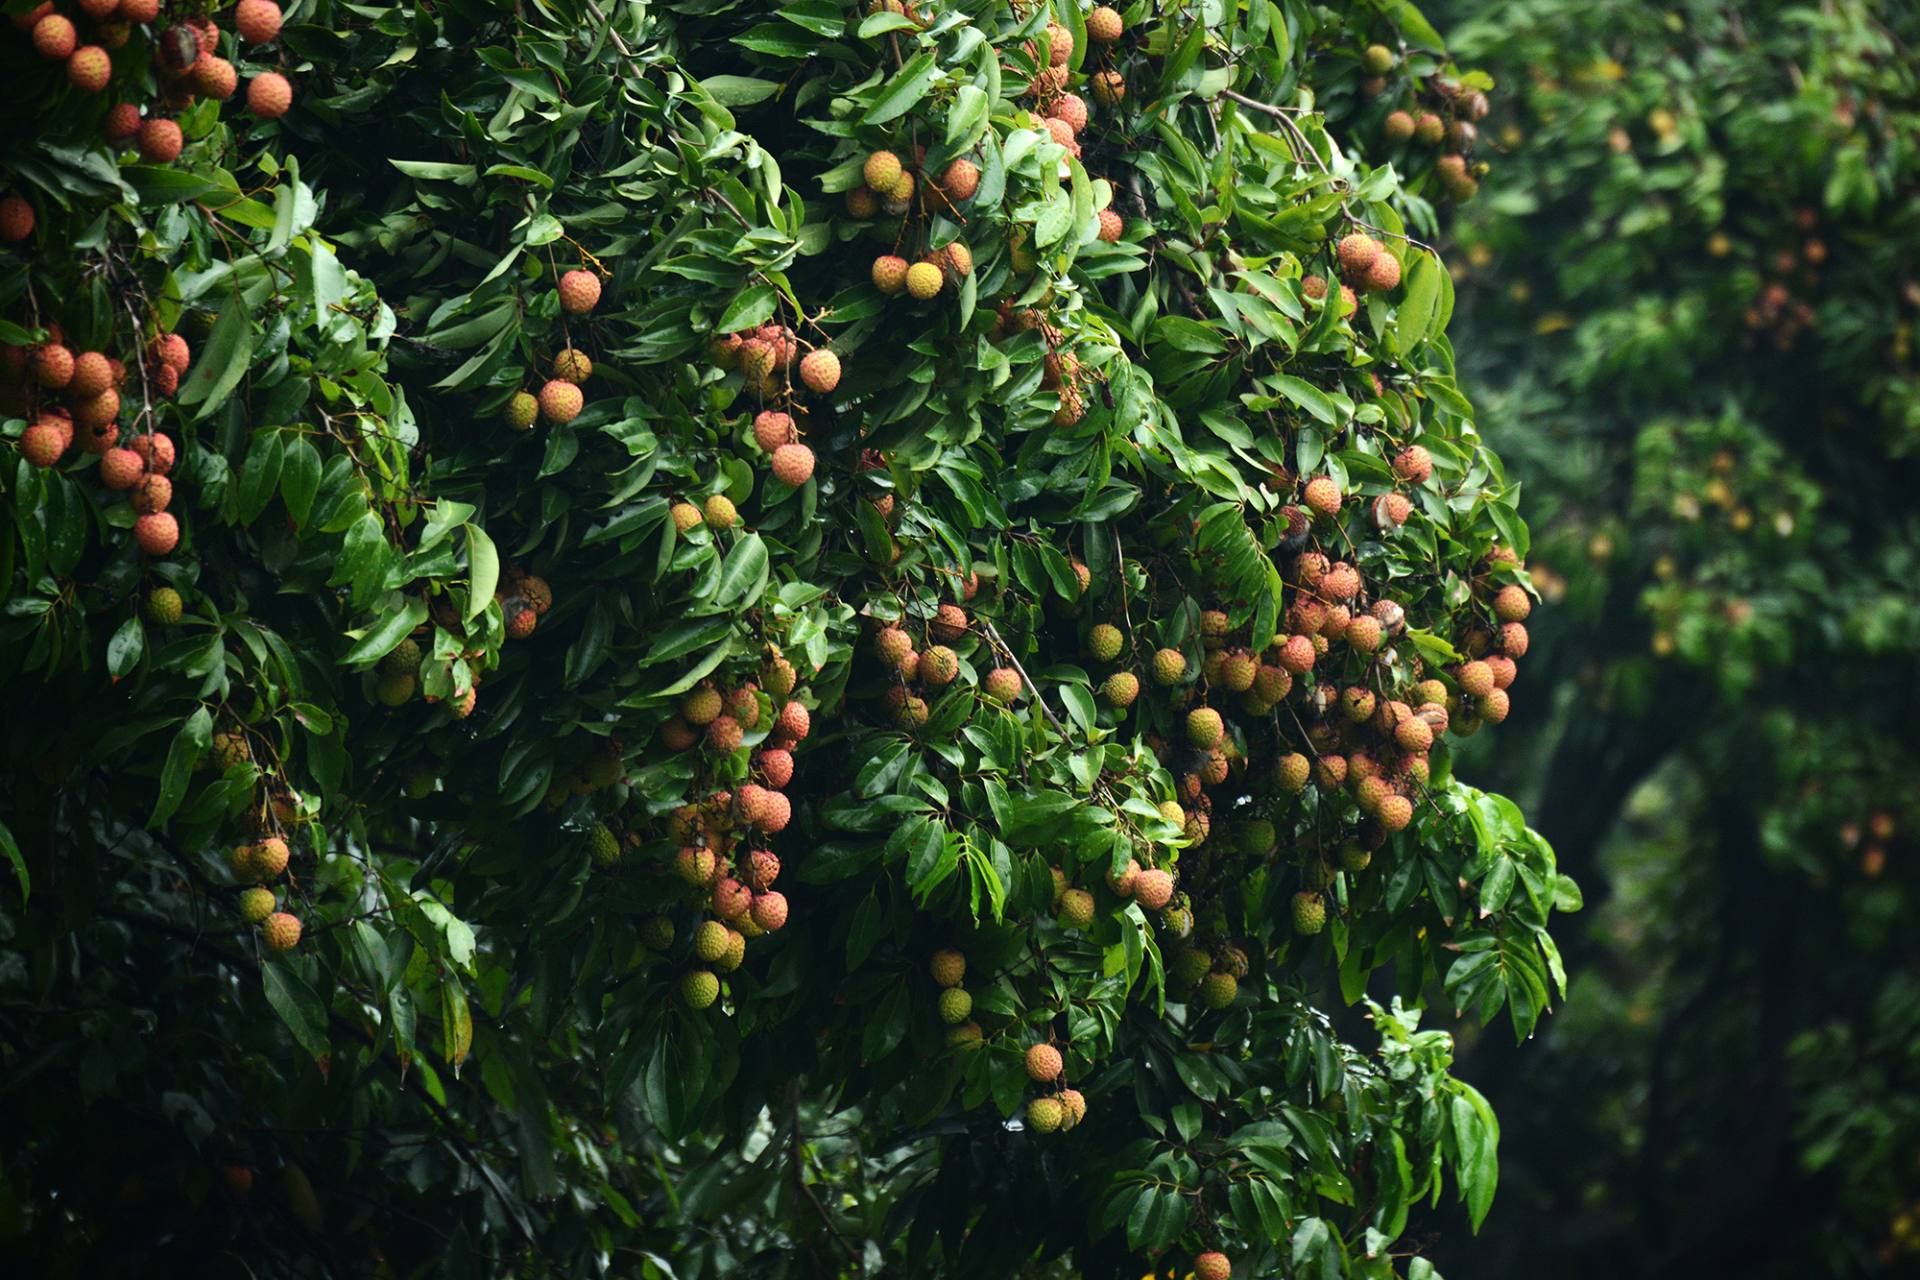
[7, 0, 293, 176]
[862, 146, 981, 303]
[1012, 16, 1132, 246]
[647, 650, 813, 1008]
[710, 320, 842, 400]
[503, 269, 605, 430]
[1365, 43, 1490, 202]
[208, 727, 305, 949]
[5, 322, 191, 557]
[1300, 231, 1406, 315]
[1738, 209, 1826, 351]
[865, 589, 988, 730]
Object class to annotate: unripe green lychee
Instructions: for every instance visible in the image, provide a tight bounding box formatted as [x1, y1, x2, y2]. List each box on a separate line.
[1292, 891, 1327, 935]
[1240, 818, 1277, 855]
[693, 920, 731, 962]
[551, 347, 592, 383]
[1361, 43, 1395, 75]
[146, 586, 183, 625]
[641, 915, 675, 951]
[1101, 671, 1140, 707]
[1026, 1096, 1065, 1133]
[587, 823, 621, 866]
[503, 391, 538, 430]
[946, 1020, 984, 1049]
[703, 494, 738, 529]
[1186, 707, 1224, 749]
[238, 886, 275, 924]
[1198, 971, 1238, 1009]
[1172, 945, 1212, 985]
[937, 986, 973, 1024]
[1218, 649, 1256, 692]
[1056, 887, 1094, 929]
[1276, 752, 1311, 792]
[376, 670, 416, 706]
[1338, 840, 1372, 872]
[1151, 648, 1187, 686]
[1086, 623, 1123, 662]
[681, 970, 720, 1009]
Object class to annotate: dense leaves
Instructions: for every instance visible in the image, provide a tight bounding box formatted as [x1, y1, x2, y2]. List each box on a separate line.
[1, 1, 1568, 1275]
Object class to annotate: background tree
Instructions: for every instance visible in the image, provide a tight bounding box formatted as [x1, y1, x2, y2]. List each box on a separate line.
[1413, 0, 1920, 1275]
[0, 1, 1570, 1276]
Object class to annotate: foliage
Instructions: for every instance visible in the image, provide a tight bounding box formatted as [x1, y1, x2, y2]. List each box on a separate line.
[1429, 0, 1920, 1274]
[0, 0, 1570, 1275]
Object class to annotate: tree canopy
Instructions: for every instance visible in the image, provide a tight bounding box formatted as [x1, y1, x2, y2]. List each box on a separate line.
[0, 1, 1570, 1276]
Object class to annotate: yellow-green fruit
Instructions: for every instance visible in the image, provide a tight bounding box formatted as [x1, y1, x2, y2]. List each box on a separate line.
[930, 948, 966, 987]
[863, 149, 903, 193]
[1101, 671, 1140, 707]
[375, 670, 416, 706]
[1151, 648, 1187, 685]
[587, 822, 621, 867]
[905, 261, 944, 300]
[1057, 887, 1095, 929]
[1240, 818, 1277, 855]
[1338, 841, 1372, 872]
[1157, 800, 1185, 828]
[946, 1020, 984, 1049]
[1361, 43, 1395, 75]
[381, 637, 422, 677]
[503, 391, 538, 430]
[1172, 945, 1212, 985]
[693, 919, 731, 962]
[1292, 891, 1327, 935]
[146, 586, 183, 625]
[263, 912, 302, 952]
[681, 969, 720, 1008]
[238, 887, 276, 924]
[1198, 971, 1238, 1009]
[937, 986, 973, 1024]
[640, 915, 675, 950]
[1276, 752, 1311, 792]
[717, 929, 747, 972]
[1186, 707, 1225, 749]
[1086, 623, 1123, 662]
[670, 501, 703, 532]
[211, 730, 250, 770]
[1026, 1097, 1065, 1133]
[703, 494, 738, 529]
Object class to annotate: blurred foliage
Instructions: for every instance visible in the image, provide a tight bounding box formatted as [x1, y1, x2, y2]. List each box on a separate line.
[0, 0, 1574, 1277]
[1430, 0, 1920, 1275]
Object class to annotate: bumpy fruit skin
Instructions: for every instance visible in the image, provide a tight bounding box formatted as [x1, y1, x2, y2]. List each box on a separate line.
[1336, 233, 1379, 276]
[1198, 971, 1238, 1009]
[32, 14, 75, 58]
[1304, 475, 1342, 517]
[1026, 1096, 1065, 1133]
[872, 254, 909, 294]
[375, 670, 416, 706]
[135, 513, 180, 555]
[1090, 69, 1125, 106]
[937, 986, 973, 1024]
[1101, 671, 1140, 707]
[1134, 868, 1174, 910]
[1085, 622, 1124, 662]
[681, 970, 720, 1009]
[238, 887, 276, 924]
[1393, 443, 1434, 483]
[1056, 887, 1095, 929]
[1292, 891, 1327, 935]
[0, 195, 34, 242]
[669, 501, 702, 532]
[557, 269, 601, 314]
[1362, 43, 1395, 74]
[750, 891, 788, 931]
[937, 157, 979, 201]
[905, 260, 944, 300]
[1095, 208, 1123, 243]
[641, 915, 675, 951]
[262, 912, 302, 952]
[702, 493, 737, 530]
[1151, 647, 1187, 686]
[1363, 250, 1402, 292]
[68, 46, 112, 93]
[770, 442, 814, 486]
[193, 53, 238, 99]
[1172, 946, 1212, 985]
[799, 349, 840, 393]
[1186, 707, 1225, 749]
[862, 149, 902, 193]
[1046, 93, 1088, 135]
[235, 0, 283, 44]
[1384, 109, 1415, 143]
[246, 71, 293, 119]
[1276, 752, 1311, 792]
[538, 379, 584, 424]
[1085, 4, 1123, 42]
[983, 667, 1021, 704]
[501, 390, 537, 430]
[550, 347, 592, 383]
[1195, 1251, 1233, 1280]
[1024, 1043, 1064, 1083]
[930, 948, 966, 987]
[1493, 583, 1533, 622]
[145, 586, 184, 625]
[1415, 111, 1445, 145]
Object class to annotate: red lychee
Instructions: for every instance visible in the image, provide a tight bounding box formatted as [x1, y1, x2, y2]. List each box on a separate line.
[245, 71, 292, 119]
[799, 349, 840, 394]
[67, 46, 111, 93]
[99, 447, 144, 489]
[557, 269, 601, 315]
[770, 442, 814, 486]
[538, 379, 583, 423]
[234, 0, 283, 44]
[131, 473, 172, 513]
[134, 512, 179, 555]
[137, 118, 185, 162]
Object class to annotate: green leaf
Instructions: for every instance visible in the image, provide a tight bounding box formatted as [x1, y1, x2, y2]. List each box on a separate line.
[465, 523, 499, 621]
[106, 615, 145, 678]
[718, 284, 778, 334]
[0, 817, 26, 902]
[342, 598, 430, 667]
[263, 962, 331, 1060]
[150, 707, 211, 827]
[862, 52, 940, 125]
[176, 293, 254, 420]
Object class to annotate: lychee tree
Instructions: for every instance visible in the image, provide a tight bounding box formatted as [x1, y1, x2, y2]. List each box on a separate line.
[1428, 0, 1920, 1274]
[0, 0, 1573, 1275]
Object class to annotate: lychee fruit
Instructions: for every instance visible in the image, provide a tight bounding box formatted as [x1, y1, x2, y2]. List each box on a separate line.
[98, 446, 144, 490]
[1363, 250, 1402, 292]
[1195, 1251, 1233, 1280]
[1026, 1096, 1065, 1133]
[1393, 444, 1433, 483]
[1096, 208, 1123, 243]
[905, 260, 944, 299]
[776, 700, 810, 741]
[1086, 622, 1123, 662]
[1292, 891, 1326, 935]
[1198, 971, 1238, 1009]
[134, 512, 179, 555]
[1090, 69, 1125, 106]
[937, 157, 979, 201]
[550, 347, 592, 383]
[137, 118, 184, 162]
[193, 54, 237, 99]
[537, 379, 583, 424]
[1151, 648, 1187, 685]
[235, 0, 283, 43]
[262, 912, 302, 951]
[238, 887, 276, 924]
[937, 986, 973, 1024]
[706, 714, 743, 753]
[32, 13, 76, 59]
[131, 473, 171, 513]
[33, 343, 74, 389]
[750, 891, 788, 931]
[0, 195, 34, 241]
[1086, 5, 1123, 42]
[1025, 1043, 1064, 1082]
[1045, 93, 1088, 135]
[246, 71, 293, 119]
[872, 254, 909, 294]
[752, 410, 795, 452]
[1101, 671, 1139, 706]
[770, 442, 814, 486]
[67, 46, 112, 93]
[983, 667, 1021, 703]
[1134, 868, 1174, 910]
[145, 585, 183, 625]
[21, 422, 67, 468]
[1377, 793, 1414, 831]
[799, 349, 840, 393]
[920, 645, 959, 686]
[862, 150, 902, 194]
[1493, 584, 1532, 622]
[929, 949, 966, 987]
[681, 970, 720, 1008]
[1304, 475, 1342, 517]
[1056, 887, 1094, 929]
[1337, 233, 1379, 276]
[1384, 110, 1415, 143]
[557, 269, 601, 315]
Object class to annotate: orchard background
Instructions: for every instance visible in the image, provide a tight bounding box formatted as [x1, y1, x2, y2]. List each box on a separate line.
[0, 1, 1907, 1279]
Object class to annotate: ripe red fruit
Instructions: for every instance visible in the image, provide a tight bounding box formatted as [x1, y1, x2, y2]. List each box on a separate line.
[67, 46, 111, 93]
[750, 891, 788, 931]
[799, 349, 840, 394]
[557, 269, 601, 314]
[263, 911, 302, 951]
[505, 603, 537, 639]
[1096, 208, 1123, 242]
[234, 0, 283, 44]
[1195, 1251, 1232, 1280]
[937, 158, 979, 201]
[538, 379, 583, 423]
[1086, 5, 1123, 42]
[137, 118, 185, 163]
[754, 748, 794, 788]
[1500, 621, 1530, 657]
[0, 196, 34, 242]
[1393, 444, 1433, 483]
[131, 473, 172, 513]
[99, 447, 144, 490]
[1046, 93, 1088, 135]
[69, 351, 113, 398]
[770, 442, 814, 486]
[1363, 251, 1403, 292]
[193, 54, 238, 100]
[33, 343, 74, 389]
[129, 432, 176, 474]
[73, 388, 119, 431]
[1025, 1043, 1064, 1082]
[1304, 475, 1342, 517]
[32, 14, 76, 59]
[246, 71, 292, 119]
[21, 422, 66, 468]
[776, 700, 810, 741]
[119, 0, 159, 20]
[1493, 584, 1532, 622]
[134, 512, 180, 555]
[1134, 868, 1174, 910]
[752, 410, 795, 452]
[150, 332, 191, 373]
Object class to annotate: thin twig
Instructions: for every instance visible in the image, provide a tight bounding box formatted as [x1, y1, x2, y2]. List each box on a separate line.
[980, 617, 1069, 735]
